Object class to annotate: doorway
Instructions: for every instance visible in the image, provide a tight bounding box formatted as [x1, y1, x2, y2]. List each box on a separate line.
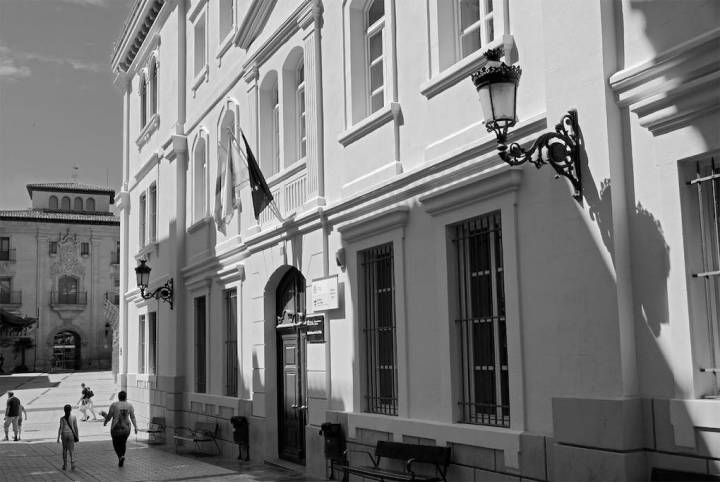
[53, 331, 81, 370]
[276, 268, 307, 464]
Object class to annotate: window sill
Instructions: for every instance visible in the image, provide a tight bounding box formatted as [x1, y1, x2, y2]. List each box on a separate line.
[135, 242, 159, 261]
[420, 38, 505, 100]
[191, 65, 209, 95]
[187, 215, 212, 234]
[136, 113, 160, 149]
[216, 28, 236, 66]
[338, 102, 401, 147]
[266, 157, 307, 189]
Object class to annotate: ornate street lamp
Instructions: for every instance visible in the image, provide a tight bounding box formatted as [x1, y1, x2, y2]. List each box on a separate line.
[471, 48, 582, 200]
[135, 258, 173, 309]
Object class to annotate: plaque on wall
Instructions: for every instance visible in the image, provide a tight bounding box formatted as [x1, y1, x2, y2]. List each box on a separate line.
[305, 314, 325, 343]
[311, 275, 339, 311]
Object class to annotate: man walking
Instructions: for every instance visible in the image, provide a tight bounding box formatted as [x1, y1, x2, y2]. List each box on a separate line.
[4, 391, 21, 441]
[77, 383, 97, 421]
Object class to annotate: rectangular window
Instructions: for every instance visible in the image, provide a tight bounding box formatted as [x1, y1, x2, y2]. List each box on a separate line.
[219, 0, 234, 41]
[139, 193, 147, 247]
[458, 0, 495, 59]
[296, 65, 307, 160]
[81, 242, 90, 256]
[112, 241, 120, 264]
[49, 241, 58, 256]
[224, 288, 238, 397]
[194, 13, 206, 77]
[148, 311, 157, 375]
[360, 243, 397, 415]
[0, 277, 11, 304]
[366, 23, 385, 114]
[0, 237, 9, 261]
[139, 314, 146, 374]
[688, 159, 720, 382]
[452, 211, 509, 427]
[272, 90, 280, 175]
[149, 184, 157, 243]
[195, 296, 207, 393]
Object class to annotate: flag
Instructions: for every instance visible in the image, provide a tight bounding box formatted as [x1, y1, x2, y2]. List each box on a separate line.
[214, 134, 242, 231]
[239, 131, 276, 221]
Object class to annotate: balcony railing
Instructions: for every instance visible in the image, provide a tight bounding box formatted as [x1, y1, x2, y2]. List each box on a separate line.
[111, 251, 120, 265]
[105, 292, 120, 305]
[0, 249, 16, 262]
[0, 290, 21, 305]
[50, 291, 88, 305]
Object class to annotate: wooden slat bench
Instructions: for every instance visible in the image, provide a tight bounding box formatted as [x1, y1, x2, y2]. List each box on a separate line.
[335, 440, 451, 482]
[173, 422, 221, 456]
[136, 416, 166, 444]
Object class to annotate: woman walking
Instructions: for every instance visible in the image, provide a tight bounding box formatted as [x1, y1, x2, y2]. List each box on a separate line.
[56, 404, 78, 471]
[101, 391, 137, 467]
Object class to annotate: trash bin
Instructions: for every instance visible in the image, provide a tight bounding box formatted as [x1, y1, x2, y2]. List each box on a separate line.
[319, 423, 346, 479]
[230, 416, 249, 460]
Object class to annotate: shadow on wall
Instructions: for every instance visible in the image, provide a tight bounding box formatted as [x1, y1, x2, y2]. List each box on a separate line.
[0, 375, 60, 397]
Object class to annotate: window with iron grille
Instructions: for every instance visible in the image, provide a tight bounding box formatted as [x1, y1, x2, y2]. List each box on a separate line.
[360, 242, 398, 415]
[224, 288, 238, 397]
[138, 314, 146, 374]
[148, 311, 157, 375]
[0, 237, 9, 261]
[195, 296, 207, 393]
[451, 211, 509, 427]
[688, 158, 720, 393]
[81, 242, 90, 256]
[49, 241, 58, 256]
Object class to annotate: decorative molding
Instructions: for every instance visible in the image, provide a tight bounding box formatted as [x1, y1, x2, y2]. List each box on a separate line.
[234, 0, 278, 50]
[215, 263, 246, 284]
[133, 152, 160, 186]
[50, 230, 85, 278]
[609, 27, 720, 134]
[337, 203, 409, 244]
[338, 102, 402, 147]
[217, 29, 237, 67]
[419, 165, 523, 216]
[136, 113, 160, 149]
[191, 65, 209, 94]
[188, 0, 208, 22]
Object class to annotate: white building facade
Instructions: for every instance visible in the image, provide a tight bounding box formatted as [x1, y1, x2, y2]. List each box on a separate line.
[111, 1, 720, 480]
[0, 183, 119, 372]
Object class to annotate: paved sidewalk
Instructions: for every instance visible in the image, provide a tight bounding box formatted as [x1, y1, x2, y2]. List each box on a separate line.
[0, 372, 314, 481]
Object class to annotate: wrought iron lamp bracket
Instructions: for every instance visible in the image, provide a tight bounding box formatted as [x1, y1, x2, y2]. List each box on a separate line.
[139, 278, 174, 310]
[491, 110, 582, 200]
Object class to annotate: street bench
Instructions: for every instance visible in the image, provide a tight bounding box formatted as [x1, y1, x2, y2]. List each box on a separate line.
[334, 440, 450, 482]
[173, 422, 221, 456]
[136, 416, 166, 444]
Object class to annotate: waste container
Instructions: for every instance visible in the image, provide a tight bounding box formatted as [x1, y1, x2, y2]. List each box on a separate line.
[319, 422, 346, 479]
[230, 416, 249, 460]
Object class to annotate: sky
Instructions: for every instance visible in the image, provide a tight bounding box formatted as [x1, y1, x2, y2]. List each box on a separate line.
[0, 0, 131, 210]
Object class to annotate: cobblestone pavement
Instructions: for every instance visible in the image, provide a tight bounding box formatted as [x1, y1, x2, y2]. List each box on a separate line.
[0, 371, 315, 481]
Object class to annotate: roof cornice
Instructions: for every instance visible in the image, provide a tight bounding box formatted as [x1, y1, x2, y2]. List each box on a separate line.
[111, 0, 168, 74]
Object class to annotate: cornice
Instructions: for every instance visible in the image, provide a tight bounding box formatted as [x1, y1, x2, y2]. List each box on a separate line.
[234, 0, 278, 50]
[112, 0, 169, 74]
[337, 203, 410, 243]
[609, 27, 720, 134]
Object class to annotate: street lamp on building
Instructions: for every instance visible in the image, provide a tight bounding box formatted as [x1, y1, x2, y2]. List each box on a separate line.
[135, 258, 173, 309]
[471, 48, 582, 200]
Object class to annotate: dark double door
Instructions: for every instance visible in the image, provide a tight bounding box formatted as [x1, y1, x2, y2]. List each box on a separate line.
[276, 268, 307, 464]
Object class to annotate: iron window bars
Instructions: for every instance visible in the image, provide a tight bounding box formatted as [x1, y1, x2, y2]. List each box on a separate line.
[452, 211, 510, 427]
[361, 243, 398, 416]
[225, 289, 239, 397]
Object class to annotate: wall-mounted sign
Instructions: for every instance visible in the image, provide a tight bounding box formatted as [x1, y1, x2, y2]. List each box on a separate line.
[305, 314, 325, 343]
[311, 275, 339, 311]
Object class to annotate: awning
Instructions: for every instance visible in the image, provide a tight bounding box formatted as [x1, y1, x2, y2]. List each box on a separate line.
[0, 308, 38, 333]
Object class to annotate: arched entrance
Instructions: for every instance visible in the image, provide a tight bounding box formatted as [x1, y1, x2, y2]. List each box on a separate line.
[276, 267, 307, 464]
[53, 331, 81, 370]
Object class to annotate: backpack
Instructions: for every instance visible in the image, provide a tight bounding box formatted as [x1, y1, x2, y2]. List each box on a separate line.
[85, 388, 94, 398]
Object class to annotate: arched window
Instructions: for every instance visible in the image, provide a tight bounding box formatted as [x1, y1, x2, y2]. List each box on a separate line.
[73, 197, 83, 211]
[260, 72, 280, 177]
[58, 276, 78, 304]
[366, 0, 385, 114]
[49, 196, 58, 209]
[140, 73, 147, 127]
[193, 135, 207, 223]
[61, 196, 71, 210]
[86, 197, 95, 211]
[150, 59, 158, 116]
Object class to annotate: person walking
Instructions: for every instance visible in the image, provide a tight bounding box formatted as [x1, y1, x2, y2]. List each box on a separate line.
[101, 391, 137, 467]
[16, 403, 27, 440]
[57, 404, 79, 471]
[3, 391, 21, 441]
[77, 383, 97, 421]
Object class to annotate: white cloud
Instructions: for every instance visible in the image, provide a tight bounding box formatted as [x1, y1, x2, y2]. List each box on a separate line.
[0, 57, 31, 82]
[26, 0, 111, 6]
[0, 46, 108, 76]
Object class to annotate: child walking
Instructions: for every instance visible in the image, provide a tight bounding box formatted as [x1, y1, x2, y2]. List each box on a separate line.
[57, 404, 79, 471]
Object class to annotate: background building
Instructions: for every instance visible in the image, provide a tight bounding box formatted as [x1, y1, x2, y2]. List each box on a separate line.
[111, 0, 720, 480]
[0, 182, 120, 372]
